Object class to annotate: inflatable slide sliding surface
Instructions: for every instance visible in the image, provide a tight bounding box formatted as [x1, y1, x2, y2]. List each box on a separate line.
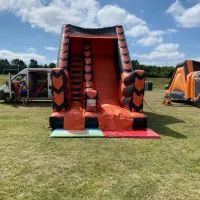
[49, 25, 147, 131]
[165, 60, 200, 106]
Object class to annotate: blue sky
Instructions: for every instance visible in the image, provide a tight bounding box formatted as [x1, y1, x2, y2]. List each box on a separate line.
[0, 0, 200, 66]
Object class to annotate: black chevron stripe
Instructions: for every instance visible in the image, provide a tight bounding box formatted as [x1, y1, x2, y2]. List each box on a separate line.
[119, 46, 127, 49]
[63, 43, 69, 46]
[133, 88, 145, 96]
[121, 53, 129, 56]
[117, 31, 124, 35]
[133, 72, 146, 80]
[53, 102, 67, 112]
[84, 48, 91, 51]
[84, 71, 92, 74]
[85, 86, 92, 89]
[65, 29, 70, 33]
[84, 55, 91, 58]
[123, 60, 130, 64]
[52, 85, 65, 94]
[132, 104, 143, 112]
[124, 69, 132, 73]
[84, 63, 92, 66]
[60, 58, 68, 61]
[51, 70, 68, 84]
[60, 50, 68, 54]
[84, 49, 91, 52]
[51, 69, 64, 78]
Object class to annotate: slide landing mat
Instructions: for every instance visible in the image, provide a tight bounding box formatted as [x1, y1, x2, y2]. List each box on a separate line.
[50, 129, 160, 139]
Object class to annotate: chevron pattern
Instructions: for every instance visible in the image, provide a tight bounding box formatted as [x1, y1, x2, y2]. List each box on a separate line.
[116, 26, 133, 73]
[51, 68, 68, 112]
[132, 70, 146, 112]
[84, 41, 93, 89]
[57, 25, 71, 70]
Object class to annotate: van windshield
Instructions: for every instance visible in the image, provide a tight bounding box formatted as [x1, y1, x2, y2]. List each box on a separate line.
[11, 74, 25, 82]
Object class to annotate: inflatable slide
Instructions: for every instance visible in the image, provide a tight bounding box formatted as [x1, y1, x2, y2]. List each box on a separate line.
[165, 60, 200, 106]
[49, 24, 158, 137]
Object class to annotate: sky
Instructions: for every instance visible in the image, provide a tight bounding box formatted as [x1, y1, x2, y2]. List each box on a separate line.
[0, 0, 200, 66]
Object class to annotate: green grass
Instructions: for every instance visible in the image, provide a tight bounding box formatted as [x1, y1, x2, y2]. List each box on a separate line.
[1, 76, 200, 200]
[0, 74, 8, 85]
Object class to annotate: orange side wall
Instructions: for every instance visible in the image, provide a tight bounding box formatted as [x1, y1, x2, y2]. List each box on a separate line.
[168, 67, 186, 93]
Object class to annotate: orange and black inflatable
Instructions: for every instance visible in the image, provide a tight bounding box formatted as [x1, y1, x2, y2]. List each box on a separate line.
[49, 25, 147, 130]
[165, 60, 200, 106]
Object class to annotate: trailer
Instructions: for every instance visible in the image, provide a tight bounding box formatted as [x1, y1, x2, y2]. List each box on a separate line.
[0, 68, 53, 103]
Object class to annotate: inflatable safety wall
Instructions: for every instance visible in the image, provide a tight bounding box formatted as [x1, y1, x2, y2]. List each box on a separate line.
[50, 25, 147, 130]
[165, 60, 200, 106]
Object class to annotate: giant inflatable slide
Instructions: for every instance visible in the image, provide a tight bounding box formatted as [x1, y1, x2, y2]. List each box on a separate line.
[49, 24, 151, 135]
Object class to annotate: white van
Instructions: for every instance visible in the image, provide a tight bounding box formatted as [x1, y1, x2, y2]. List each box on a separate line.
[0, 68, 53, 103]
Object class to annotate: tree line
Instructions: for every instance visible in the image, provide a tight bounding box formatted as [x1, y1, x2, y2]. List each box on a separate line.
[0, 59, 56, 74]
[0, 58, 175, 78]
[131, 60, 175, 78]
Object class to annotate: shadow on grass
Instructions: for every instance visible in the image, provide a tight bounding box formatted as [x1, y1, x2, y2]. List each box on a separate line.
[145, 112, 187, 138]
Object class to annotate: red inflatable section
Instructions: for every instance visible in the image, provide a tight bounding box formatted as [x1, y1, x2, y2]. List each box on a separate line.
[103, 129, 160, 138]
[64, 102, 85, 130]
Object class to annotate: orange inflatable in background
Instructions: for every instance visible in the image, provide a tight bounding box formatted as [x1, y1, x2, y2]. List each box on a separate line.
[165, 60, 200, 106]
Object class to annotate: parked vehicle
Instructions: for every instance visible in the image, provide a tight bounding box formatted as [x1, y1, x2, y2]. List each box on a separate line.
[0, 68, 53, 103]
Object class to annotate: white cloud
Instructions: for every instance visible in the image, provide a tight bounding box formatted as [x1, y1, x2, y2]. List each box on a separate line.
[45, 46, 58, 51]
[166, 0, 200, 27]
[97, 5, 145, 28]
[126, 25, 149, 38]
[166, 0, 185, 16]
[134, 43, 184, 60]
[0, 49, 48, 64]
[155, 43, 179, 52]
[148, 30, 166, 37]
[167, 28, 178, 33]
[137, 36, 163, 46]
[135, 27, 177, 47]
[52, 59, 57, 64]
[26, 47, 37, 53]
[0, 0, 178, 52]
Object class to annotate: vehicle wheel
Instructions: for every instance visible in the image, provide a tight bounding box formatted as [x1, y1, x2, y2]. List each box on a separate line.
[165, 99, 172, 106]
[162, 98, 166, 104]
[3, 93, 13, 103]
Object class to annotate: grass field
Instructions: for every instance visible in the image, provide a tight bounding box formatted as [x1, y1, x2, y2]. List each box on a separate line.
[0, 75, 200, 200]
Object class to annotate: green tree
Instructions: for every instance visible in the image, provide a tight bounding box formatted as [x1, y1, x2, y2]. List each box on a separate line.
[29, 59, 38, 68]
[49, 63, 56, 68]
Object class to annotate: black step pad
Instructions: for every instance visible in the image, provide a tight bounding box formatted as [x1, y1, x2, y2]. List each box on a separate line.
[72, 70, 81, 74]
[72, 60, 82, 63]
[71, 82, 81, 85]
[71, 94, 81, 97]
[85, 117, 99, 129]
[72, 76, 81, 79]
[71, 88, 81, 91]
[72, 65, 81, 69]
[72, 99, 81, 101]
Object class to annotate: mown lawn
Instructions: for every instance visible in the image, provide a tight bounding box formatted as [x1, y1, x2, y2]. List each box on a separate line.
[0, 74, 8, 85]
[0, 75, 200, 200]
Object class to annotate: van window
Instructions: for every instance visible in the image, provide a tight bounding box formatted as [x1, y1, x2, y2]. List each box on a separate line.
[12, 74, 25, 82]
